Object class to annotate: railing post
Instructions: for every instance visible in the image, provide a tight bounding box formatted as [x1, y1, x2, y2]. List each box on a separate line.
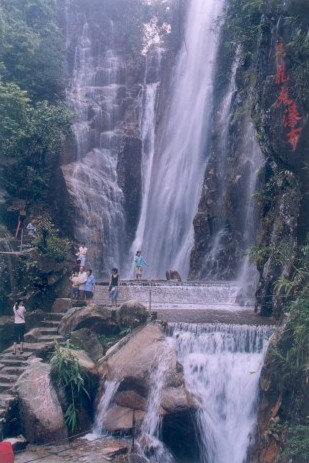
[131, 409, 136, 451]
[20, 227, 24, 252]
[149, 279, 152, 313]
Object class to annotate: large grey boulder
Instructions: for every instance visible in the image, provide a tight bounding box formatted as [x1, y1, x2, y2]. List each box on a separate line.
[58, 305, 118, 336]
[97, 324, 196, 435]
[70, 328, 104, 362]
[15, 359, 68, 444]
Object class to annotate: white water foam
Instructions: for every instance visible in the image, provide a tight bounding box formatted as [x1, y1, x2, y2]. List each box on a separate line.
[168, 323, 273, 463]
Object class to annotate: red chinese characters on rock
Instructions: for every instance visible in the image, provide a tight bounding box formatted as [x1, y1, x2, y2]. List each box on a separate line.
[274, 42, 303, 151]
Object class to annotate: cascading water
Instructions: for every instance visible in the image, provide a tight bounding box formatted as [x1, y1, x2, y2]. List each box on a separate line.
[128, 47, 162, 277]
[167, 323, 274, 463]
[235, 121, 264, 303]
[138, 343, 174, 463]
[86, 379, 119, 441]
[132, 0, 224, 279]
[62, 10, 127, 277]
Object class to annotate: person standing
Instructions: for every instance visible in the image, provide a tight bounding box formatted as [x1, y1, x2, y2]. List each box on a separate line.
[70, 271, 79, 299]
[134, 251, 149, 280]
[76, 242, 88, 266]
[84, 269, 95, 305]
[13, 300, 26, 355]
[109, 268, 120, 307]
[78, 266, 88, 300]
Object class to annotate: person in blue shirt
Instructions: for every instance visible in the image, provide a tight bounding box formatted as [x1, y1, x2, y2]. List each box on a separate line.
[134, 251, 149, 281]
[84, 269, 95, 305]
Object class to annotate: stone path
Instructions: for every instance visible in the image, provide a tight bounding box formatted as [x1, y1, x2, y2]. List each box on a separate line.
[14, 437, 128, 463]
[0, 312, 64, 438]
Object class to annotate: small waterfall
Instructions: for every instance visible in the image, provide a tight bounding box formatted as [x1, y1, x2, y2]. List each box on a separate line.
[134, 0, 224, 279]
[138, 341, 174, 463]
[168, 323, 273, 463]
[86, 379, 119, 440]
[62, 12, 127, 277]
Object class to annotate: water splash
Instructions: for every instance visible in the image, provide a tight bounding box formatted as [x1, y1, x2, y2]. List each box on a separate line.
[169, 323, 273, 463]
[85, 379, 119, 440]
[138, 339, 175, 463]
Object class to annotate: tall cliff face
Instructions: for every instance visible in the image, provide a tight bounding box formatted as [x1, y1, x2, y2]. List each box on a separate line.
[190, 0, 308, 309]
[57, 0, 180, 277]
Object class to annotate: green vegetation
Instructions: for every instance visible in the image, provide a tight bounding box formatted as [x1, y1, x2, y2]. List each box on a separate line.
[50, 341, 91, 432]
[33, 215, 71, 262]
[0, 0, 72, 200]
[268, 238, 309, 459]
[284, 424, 309, 461]
[98, 327, 131, 353]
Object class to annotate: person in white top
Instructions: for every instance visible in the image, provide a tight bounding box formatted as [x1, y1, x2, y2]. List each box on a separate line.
[76, 242, 88, 266]
[78, 266, 88, 300]
[13, 300, 26, 354]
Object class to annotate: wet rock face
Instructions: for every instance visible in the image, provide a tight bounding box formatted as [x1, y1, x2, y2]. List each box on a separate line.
[97, 324, 200, 459]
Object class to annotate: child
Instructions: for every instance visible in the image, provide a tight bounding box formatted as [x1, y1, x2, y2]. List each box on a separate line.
[70, 271, 79, 299]
[134, 251, 148, 280]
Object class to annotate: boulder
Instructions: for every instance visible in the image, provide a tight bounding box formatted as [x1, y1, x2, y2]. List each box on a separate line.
[117, 301, 148, 329]
[58, 305, 118, 336]
[100, 324, 176, 385]
[51, 298, 72, 313]
[103, 405, 145, 433]
[24, 328, 41, 343]
[165, 270, 182, 282]
[66, 348, 97, 373]
[15, 359, 68, 444]
[70, 328, 104, 362]
[161, 386, 197, 413]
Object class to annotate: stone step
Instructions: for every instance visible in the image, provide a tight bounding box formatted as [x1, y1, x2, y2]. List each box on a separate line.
[39, 335, 63, 343]
[40, 320, 60, 328]
[43, 313, 63, 321]
[0, 383, 12, 393]
[1, 367, 25, 376]
[39, 327, 59, 336]
[0, 395, 15, 408]
[0, 374, 18, 384]
[0, 358, 28, 367]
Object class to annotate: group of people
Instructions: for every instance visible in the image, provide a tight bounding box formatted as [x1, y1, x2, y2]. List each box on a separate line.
[11, 248, 148, 354]
[70, 246, 149, 307]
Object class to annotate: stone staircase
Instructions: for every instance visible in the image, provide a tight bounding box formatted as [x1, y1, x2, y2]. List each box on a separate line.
[0, 312, 65, 438]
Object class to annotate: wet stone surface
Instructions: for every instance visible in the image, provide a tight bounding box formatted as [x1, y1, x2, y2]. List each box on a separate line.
[14, 437, 129, 463]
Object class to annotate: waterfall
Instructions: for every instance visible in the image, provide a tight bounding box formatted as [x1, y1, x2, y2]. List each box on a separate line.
[168, 323, 273, 463]
[62, 11, 127, 277]
[86, 379, 119, 441]
[139, 340, 175, 463]
[128, 48, 162, 277]
[235, 121, 264, 303]
[132, 0, 224, 279]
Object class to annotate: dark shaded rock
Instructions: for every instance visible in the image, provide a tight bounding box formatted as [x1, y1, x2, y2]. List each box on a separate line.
[70, 328, 104, 362]
[117, 300, 148, 329]
[165, 270, 181, 281]
[51, 298, 72, 313]
[58, 305, 119, 336]
[161, 410, 201, 463]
